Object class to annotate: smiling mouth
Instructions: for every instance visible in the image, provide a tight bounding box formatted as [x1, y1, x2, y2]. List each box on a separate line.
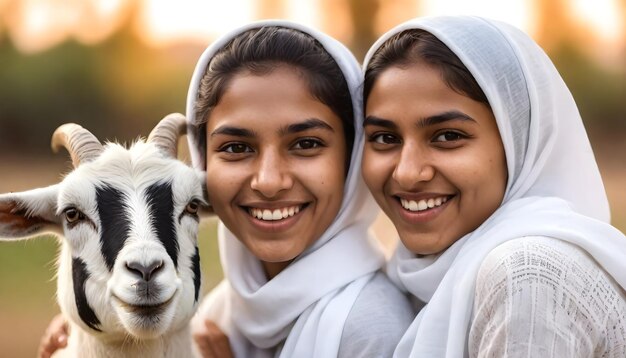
[398, 196, 452, 212]
[246, 204, 307, 221]
[114, 293, 175, 317]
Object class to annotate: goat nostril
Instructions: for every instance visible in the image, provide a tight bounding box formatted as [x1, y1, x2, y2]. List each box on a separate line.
[126, 260, 164, 281]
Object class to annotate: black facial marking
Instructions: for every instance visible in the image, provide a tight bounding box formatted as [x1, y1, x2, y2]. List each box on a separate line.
[191, 247, 201, 301]
[72, 257, 101, 332]
[97, 186, 131, 271]
[145, 183, 178, 268]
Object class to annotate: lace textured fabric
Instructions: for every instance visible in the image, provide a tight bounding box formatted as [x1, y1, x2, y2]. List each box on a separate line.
[470, 236, 626, 357]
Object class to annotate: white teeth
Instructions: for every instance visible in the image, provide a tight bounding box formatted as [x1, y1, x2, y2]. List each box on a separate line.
[400, 196, 449, 212]
[249, 206, 302, 221]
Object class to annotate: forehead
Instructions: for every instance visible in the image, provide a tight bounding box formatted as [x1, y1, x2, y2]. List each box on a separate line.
[59, 143, 199, 199]
[366, 63, 492, 125]
[207, 67, 342, 134]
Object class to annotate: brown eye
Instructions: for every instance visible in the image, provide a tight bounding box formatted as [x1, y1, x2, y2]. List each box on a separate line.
[185, 201, 199, 215]
[64, 208, 85, 223]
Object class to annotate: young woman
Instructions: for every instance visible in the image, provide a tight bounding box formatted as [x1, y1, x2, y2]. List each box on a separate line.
[185, 20, 412, 357]
[37, 20, 414, 358]
[362, 16, 626, 357]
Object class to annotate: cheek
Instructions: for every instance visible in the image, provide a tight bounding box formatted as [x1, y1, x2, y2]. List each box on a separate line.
[361, 149, 386, 191]
[204, 163, 244, 209]
[296, 157, 345, 200]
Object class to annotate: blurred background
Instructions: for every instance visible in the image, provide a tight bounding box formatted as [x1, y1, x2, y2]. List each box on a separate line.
[0, 0, 624, 356]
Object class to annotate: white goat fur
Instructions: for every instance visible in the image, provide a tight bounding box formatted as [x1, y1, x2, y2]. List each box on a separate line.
[0, 130, 205, 357]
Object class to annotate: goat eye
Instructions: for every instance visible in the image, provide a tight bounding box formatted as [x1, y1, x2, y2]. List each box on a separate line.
[185, 201, 199, 215]
[64, 208, 85, 223]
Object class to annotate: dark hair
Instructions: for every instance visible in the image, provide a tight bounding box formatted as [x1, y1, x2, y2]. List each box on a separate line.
[364, 29, 489, 107]
[193, 26, 355, 166]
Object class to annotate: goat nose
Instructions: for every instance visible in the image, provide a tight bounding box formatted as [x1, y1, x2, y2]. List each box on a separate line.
[125, 260, 164, 281]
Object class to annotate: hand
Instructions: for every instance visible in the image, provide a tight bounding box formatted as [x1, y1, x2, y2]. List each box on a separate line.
[38, 314, 69, 358]
[193, 320, 234, 358]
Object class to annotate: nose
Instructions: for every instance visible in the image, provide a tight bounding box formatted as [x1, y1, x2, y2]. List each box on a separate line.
[126, 260, 164, 282]
[250, 149, 293, 198]
[392, 142, 434, 189]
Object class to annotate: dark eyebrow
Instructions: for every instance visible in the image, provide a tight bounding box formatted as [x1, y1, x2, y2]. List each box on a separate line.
[418, 110, 476, 128]
[363, 116, 398, 130]
[210, 126, 255, 138]
[281, 118, 334, 135]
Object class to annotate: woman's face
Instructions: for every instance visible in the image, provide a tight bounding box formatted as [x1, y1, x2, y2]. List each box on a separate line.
[362, 62, 507, 255]
[205, 66, 347, 278]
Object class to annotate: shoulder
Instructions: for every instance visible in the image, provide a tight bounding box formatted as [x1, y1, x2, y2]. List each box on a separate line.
[477, 236, 615, 292]
[338, 271, 415, 358]
[471, 237, 626, 356]
[476, 236, 626, 302]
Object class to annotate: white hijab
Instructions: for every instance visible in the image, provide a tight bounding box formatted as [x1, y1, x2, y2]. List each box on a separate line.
[363, 16, 626, 357]
[186, 20, 384, 357]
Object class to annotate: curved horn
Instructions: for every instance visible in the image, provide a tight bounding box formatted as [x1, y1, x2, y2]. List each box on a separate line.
[147, 113, 187, 158]
[51, 123, 103, 168]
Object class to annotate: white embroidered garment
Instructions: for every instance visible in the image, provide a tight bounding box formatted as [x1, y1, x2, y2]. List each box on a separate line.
[470, 237, 626, 357]
[362, 16, 626, 357]
[186, 20, 385, 357]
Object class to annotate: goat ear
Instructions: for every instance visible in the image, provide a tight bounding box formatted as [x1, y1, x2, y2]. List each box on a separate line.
[0, 184, 62, 240]
[197, 171, 215, 219]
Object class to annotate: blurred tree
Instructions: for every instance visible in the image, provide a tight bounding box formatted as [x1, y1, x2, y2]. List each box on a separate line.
[347, 0, 379, 60]
[0, 18, 195, 154]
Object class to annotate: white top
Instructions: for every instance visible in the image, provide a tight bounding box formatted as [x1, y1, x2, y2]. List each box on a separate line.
[471, 237, 626, 357]
[186, 20, 391, 358]
[363, 16, 626, 357]
[338, 272, 414, 358]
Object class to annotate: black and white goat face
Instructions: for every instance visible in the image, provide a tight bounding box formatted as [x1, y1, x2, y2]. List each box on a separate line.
[0, 114, 205, 341]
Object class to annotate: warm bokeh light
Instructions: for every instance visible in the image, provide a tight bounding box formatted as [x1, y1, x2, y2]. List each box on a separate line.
[3, 0, 129, 53]
[571, 0, 623, 42]
[420, 0, 532, 33]
[137, 0, 254, 46]
[1, 0, 623, 61]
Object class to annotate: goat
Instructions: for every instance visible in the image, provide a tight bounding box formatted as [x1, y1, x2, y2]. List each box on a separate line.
[0, 114, 205, 357]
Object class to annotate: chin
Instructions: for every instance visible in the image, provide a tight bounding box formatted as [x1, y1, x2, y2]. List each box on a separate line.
[114, 296, 179, 339]
[400, 233, 452, 256]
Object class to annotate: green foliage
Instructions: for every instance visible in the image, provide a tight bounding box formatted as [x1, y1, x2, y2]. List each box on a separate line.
[0, 27, 197, 154]
[550, 44, 626, 133]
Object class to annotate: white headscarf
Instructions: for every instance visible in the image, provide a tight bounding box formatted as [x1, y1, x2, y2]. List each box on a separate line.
[363, 16, 626, 357]
[186, 20, 384, 357]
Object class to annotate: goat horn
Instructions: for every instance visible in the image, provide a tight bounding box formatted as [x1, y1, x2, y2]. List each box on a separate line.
[51, 123, 103, 168]
[148, 113, 187, 158]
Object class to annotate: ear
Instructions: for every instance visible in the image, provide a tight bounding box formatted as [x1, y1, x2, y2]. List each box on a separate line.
[0, 184, 63, 240]
[197, 171, 215, 219]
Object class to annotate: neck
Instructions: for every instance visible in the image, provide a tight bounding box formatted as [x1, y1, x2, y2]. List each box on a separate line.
[57, 323, 195, 358]
[262, 259, 293, 279]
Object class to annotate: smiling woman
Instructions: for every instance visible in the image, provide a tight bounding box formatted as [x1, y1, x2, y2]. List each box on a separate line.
[362, 15, 626, 357]
[184, 20, 413, 358]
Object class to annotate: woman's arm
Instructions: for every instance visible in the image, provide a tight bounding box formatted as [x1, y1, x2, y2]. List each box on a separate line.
[192, 320, 234, 358]
[37, 314, 68, 358]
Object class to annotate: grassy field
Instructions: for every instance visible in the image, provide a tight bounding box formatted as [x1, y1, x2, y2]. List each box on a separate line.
[0, 145, 624, 357]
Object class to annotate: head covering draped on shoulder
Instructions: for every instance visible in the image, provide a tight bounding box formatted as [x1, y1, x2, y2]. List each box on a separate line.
[363, 16, 626, 357]
[187, 20, 384, 358]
